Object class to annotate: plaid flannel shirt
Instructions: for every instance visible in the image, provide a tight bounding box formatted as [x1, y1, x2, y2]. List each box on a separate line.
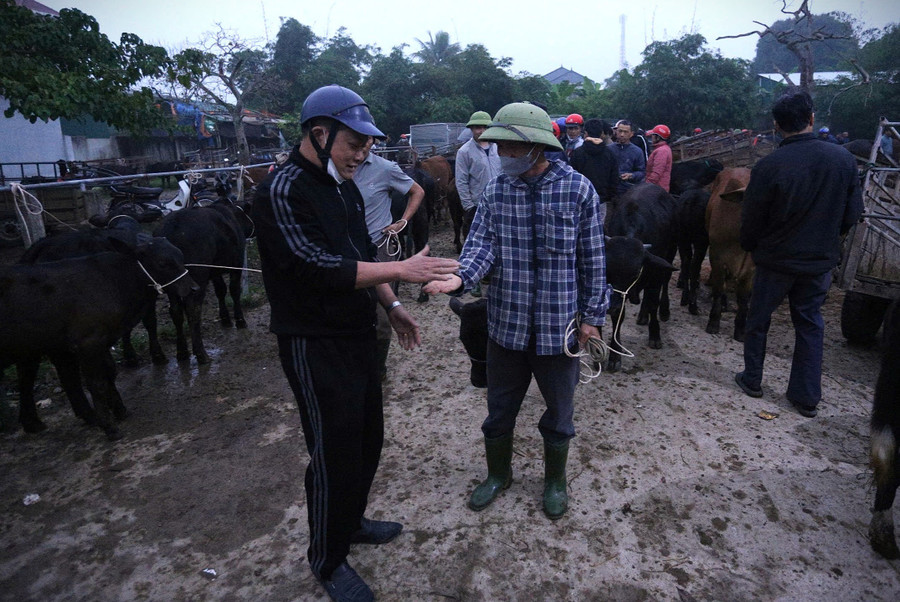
[459, 160, 608, 355]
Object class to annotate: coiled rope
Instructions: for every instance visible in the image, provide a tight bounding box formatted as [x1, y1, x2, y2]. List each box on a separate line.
[9, 183, 77, 245]
[377, 219, 407, 258]
[564, 267, 642, 383]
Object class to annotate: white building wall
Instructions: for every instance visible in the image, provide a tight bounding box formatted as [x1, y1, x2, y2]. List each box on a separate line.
[0, 97, 68, 173]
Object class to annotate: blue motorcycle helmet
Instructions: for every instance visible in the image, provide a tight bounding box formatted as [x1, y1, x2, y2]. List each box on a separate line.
[300, 85, 385, 165]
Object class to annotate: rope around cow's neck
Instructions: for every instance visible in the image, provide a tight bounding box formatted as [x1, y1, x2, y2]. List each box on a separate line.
[137, 261, 190, 294]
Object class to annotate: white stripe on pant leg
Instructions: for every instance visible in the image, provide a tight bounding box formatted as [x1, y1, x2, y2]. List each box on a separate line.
[290, 337, 330, 576]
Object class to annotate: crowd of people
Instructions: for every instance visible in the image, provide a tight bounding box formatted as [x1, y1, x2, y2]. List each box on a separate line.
[250, 84, 863, 600]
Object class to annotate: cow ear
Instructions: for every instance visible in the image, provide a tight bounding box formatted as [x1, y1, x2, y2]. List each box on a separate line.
[642, 250, 677, 272]
[106, 233, 138, 255]
[449, 297, 464, 317]
[719, 188, 746, 203]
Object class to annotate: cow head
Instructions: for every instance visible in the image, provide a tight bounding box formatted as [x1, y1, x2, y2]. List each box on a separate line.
[604, 236, 676, 316]
[449, 297, 488, 388]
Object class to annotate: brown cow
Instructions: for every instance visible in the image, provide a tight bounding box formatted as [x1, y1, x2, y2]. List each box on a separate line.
[418, 156, 453, 223]
[704, 167, 754, 341]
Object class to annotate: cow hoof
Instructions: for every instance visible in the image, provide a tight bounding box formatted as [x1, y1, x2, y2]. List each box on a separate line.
[196, 353, 211, 366]
[648, 339, 663, 350]
[176, 349, 191, 362]
[235, 319, 248, 329]
[705, 324, 720, 335]
[22, 419, 48, 434]
[151, 353, 168, 365]
[689, 305, 700, 316]
[870, 513, 900, 559]
[636, 315, 649, 326]
[733, 332, 746, 343]
[605, 359, 621, 373]
[680, 295, 689, 307]
[417, 291, 429, 303]
[660, 309, 670, 322]
[104, 427, 124, 441]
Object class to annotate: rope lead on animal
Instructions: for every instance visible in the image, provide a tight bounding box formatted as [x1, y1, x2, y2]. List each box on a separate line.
[137, 261, 190, 295]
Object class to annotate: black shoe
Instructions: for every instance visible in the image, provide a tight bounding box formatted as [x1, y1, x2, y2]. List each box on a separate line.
[734, 372, 763, 398]
[319, 562, 374, 602]
[349, 517, 403, 545]
[788, 397, 818, 418]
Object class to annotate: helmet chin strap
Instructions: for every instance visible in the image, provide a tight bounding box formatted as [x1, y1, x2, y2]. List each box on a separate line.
[309, 120, 342, 167]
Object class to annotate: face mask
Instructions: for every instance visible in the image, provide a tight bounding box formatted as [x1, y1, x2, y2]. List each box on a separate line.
[326, 159, 345, 184]
[499, 145, 538, 177]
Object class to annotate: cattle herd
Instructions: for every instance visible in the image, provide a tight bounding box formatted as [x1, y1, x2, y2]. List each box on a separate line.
[1, 158, 898, 562]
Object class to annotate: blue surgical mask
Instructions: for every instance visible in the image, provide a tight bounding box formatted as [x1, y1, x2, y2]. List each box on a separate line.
[499, 145, 538, 177]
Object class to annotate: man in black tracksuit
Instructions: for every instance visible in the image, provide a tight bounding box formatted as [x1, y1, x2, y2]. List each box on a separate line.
[251, 85, 458, 602]
[569, 118, 619, 222]
[735, 90, 863, 418]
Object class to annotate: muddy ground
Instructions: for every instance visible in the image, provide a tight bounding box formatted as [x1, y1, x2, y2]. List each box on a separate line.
[1, 221, 898, 601]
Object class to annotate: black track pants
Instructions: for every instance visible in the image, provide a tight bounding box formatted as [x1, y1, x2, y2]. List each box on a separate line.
[278, 334, 384, 580]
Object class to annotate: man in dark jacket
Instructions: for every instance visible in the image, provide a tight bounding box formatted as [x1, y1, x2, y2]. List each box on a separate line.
[735, 91, 863, 418]
[570, 118, 619, 221]
[252, 85, 458, 601]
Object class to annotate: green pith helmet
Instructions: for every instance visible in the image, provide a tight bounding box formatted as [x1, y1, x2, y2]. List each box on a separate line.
[466, 111, 492, 127]
[480, 103, 563, 151]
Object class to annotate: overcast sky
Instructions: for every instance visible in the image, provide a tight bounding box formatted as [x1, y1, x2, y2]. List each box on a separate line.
[47, 0, 897, 83]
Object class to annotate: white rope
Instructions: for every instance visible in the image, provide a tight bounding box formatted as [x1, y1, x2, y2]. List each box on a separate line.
[563, 267, 643, 383]
[184, 263, 262, 273]
[377, 218, 407, 257]
[184, 170, 204, 185]
[9, 183, 78, 245]
[137, 261, 190, 295]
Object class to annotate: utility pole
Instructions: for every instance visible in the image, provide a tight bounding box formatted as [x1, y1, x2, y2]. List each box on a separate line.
[619, 14, 627, 70]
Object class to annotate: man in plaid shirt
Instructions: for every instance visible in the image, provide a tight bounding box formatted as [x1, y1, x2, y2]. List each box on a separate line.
[425, 102, 607, 519]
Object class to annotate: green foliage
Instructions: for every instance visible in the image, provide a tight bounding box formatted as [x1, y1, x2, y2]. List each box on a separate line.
[602, 34, 758, 132]
[511, 74, 552, 108]
[0, 0, 170, 132]
[750, 12, 859, 74]
[412, 31, 461, 66]
[815, 24, 900, 139]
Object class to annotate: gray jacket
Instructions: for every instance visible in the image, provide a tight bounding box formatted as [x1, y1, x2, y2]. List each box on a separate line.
[455, 138, 501, 211]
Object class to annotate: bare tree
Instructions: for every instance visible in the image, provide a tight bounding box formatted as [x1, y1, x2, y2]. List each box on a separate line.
[170, 26, 276, 164]
[717, 0, 850, 92]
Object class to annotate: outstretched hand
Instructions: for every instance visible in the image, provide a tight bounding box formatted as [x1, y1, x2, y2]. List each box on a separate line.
[423, 274, 462, 295]
[399, 245, 459, 284]
[389, 305, 421, 350]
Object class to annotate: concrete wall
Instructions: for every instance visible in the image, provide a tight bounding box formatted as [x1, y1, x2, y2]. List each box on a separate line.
[0, 97, 68, 178]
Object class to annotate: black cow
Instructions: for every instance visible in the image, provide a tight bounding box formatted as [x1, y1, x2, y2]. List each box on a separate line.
[870, 299, 900, 559]
[0, 235, 195, 439]
[392, 167, 434, 303]
[147, 160, 186, 188]
[606, 183, 679, 350]
[154, 199, 253, 364]
[670, 158, 724, 197]
[603, 236, 677, 372]
[675, 188, 711, 315]
[18, 217, 166, 366]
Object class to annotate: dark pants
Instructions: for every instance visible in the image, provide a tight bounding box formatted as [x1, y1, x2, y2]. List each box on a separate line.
[483, 338, 579, 443]
[742, 266, 830, 407]
[278, 334, 384, 580]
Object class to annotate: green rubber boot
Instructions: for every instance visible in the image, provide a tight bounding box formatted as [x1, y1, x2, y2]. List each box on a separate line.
[468, 433, 513, 511]
[543, 439, 570, 520]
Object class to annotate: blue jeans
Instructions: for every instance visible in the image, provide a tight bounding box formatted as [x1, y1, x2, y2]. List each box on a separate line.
[742, 266, 831, 407]
[483, 338, 579, 442]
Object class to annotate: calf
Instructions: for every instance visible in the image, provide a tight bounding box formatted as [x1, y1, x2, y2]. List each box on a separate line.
[391, 168, 433, 303]
[604, 236, 677, 372]
[704, 168, 754, 340]
[675, 188, 711, 315]
[606, 182, 679, 350]
[0, 236, 195, 439]
[418, 155, 453, 223]
[154, 199, 253, 364]
[870, 299, 900, 559]
[19, 217, 166, 366]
